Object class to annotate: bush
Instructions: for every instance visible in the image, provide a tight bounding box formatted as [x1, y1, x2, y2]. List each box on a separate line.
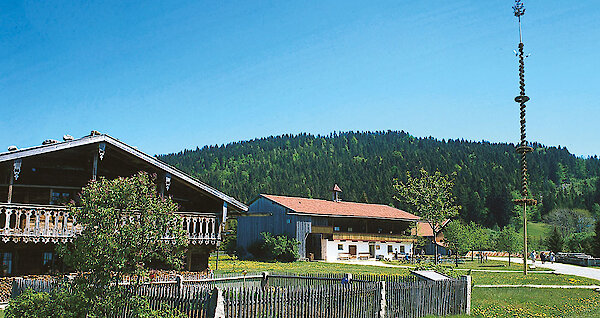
[5, 289, 53, 318]
[564, 232, 594, 254]
[248, 232, 299, 262]
[220, 235, 238, 257]
[6, 287, 185, 318]
[6, 287, 88, 318]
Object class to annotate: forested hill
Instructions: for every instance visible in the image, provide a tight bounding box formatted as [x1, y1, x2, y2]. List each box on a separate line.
[158, 131, 600, 228]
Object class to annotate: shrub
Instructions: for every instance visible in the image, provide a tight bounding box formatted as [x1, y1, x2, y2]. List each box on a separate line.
[5, 289, 53, 318]
[249, 232, 299, 262]
[220, 235, 238, 257]
[6, 287, 185, 318]
[6, 287, 87, 318]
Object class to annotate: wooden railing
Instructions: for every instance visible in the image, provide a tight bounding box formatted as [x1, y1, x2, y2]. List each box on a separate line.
[0, 203, 219, 245]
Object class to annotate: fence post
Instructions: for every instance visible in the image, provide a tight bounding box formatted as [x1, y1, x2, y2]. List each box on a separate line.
[378, 281, 386, 318]
[461, 275, 471, 315]
[175, 274, 183, 294]
[261, 271, 269, 290]
[343, 273, 352, 284]
[207, 287, 225, 318]
[11, 277, 23, 298]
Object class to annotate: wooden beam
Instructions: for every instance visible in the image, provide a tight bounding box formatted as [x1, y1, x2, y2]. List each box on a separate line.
[92, 152, 98, 181]
[0, 184, 81, 190]
[7, 166, 13, 203]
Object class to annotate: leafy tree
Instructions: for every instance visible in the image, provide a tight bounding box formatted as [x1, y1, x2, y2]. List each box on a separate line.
[564, 232, 594, 254]
[394, 169, 460, 264]
[470, 223, 489, 263]
[496, 227, 519, 266]
[56, 172, 188, 316]
[543, 208, 594, 234]
[443, 221, 469, 267]
[546, 226, 564, 253]
[593, 219, 600, 258]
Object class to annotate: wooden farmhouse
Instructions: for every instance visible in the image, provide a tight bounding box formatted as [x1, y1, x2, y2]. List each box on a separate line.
[237, 185, 420, 261]
[411, 219, 450, 256]
[0, 132, 247, 275]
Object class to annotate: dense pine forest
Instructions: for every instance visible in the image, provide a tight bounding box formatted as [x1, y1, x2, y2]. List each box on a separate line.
[159, 131, 600, 229]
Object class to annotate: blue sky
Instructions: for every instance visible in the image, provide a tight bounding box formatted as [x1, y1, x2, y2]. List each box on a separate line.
[1, 1, 598, 157]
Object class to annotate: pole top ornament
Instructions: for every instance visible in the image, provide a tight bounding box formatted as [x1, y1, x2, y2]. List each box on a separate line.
[513, 0, 525, 18]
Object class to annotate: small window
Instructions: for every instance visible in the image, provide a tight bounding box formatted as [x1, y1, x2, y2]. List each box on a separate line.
[334, 226, 340, 232]
[50, 191, 72, 205]
[43, 252, 53, 266]
[338, 244, 343, 251]
[347, 227, 353, 232]
[2, 253, 12, 274]
[399, 246, 405, 254]
[387, 245, 393, 253]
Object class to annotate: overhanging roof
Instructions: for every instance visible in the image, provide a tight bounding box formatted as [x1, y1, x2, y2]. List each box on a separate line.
[0, 134, 248, 212]
[259, 194, 419, 221]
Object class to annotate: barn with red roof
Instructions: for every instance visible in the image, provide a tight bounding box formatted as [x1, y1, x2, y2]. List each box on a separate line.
[237, 185, 421, 261]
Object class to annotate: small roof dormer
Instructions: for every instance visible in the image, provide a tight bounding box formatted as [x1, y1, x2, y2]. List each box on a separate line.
[331, 184, 342, 202]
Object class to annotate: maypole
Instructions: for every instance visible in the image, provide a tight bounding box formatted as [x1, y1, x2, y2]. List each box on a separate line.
[512, 0, 537, 275]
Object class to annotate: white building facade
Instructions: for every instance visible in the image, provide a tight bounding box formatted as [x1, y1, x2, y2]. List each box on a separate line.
[325, 239, 413, 262]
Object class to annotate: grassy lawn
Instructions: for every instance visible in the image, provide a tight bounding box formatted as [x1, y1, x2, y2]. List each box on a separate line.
[470, 271, 599, 286]
[210, 255, 411, 276]
[211, 255, 599, 287]
[468, 288, 600, 318]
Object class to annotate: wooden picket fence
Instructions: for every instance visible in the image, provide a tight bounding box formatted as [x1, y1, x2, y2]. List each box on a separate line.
[222, 282, 382, 318]
[11, 272, 470, 318]
[386, 280, 468, 318]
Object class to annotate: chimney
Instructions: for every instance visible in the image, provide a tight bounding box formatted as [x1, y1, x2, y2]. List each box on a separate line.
[331, 184, 342, 202]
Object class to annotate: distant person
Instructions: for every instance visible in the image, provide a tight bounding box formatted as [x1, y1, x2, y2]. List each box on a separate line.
[540, 252, 546, 264]
[550, 251, 556, 264]
[394, 249, 399, 260]
[530, 250, 536, 264]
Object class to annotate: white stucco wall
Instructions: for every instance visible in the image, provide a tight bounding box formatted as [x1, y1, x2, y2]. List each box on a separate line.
[325, 239, 413, 262]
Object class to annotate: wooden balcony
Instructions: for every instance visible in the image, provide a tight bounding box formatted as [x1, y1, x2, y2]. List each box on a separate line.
[331, 232, 415, 243]
[0, 203, 220, 245]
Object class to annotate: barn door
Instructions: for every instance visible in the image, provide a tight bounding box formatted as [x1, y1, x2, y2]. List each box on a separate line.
[296, 220, 311, 259]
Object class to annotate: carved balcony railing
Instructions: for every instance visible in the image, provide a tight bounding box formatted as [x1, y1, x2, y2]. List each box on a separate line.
[0, 203, 220, 245]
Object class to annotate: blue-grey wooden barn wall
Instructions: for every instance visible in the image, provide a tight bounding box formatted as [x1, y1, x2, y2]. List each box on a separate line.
[237, 196, 319, 258]
[237, 197, 308, 254]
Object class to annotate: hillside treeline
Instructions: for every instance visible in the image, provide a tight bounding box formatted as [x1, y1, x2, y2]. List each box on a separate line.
[158, 131, 600, 228]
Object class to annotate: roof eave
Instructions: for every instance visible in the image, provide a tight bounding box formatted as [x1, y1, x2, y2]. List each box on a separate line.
[0, 134, 248, 212]
[286, 211, 419, 222]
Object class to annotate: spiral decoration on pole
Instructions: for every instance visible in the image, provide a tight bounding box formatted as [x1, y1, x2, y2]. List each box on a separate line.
[512, 0, 537, 275]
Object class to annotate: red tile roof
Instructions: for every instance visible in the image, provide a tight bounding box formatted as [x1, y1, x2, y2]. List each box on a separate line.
[260, 194, 420, 221]
[411, 219, 451, 238]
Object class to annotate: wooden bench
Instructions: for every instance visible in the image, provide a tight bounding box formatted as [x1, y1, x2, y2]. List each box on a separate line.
[338, 253, 351, 260]
[357, 253, 370, 260]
